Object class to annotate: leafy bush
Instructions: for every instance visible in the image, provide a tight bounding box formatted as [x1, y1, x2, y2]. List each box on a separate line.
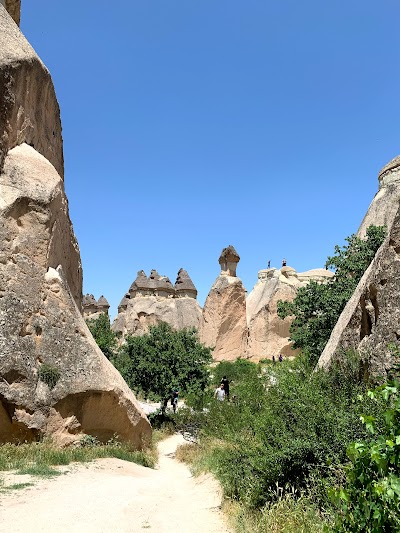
[86, 313, 117, 359]
[278, 225, 386, 365]
[182, 356, 380, 514]
[38, 363, 60, 389]
[113, 323, 212, 403]
[332, 381, 400, 532]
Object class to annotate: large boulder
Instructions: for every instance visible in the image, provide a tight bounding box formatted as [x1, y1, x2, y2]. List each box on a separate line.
[200, 246, 248, 361]
[0, 6, 151, 446]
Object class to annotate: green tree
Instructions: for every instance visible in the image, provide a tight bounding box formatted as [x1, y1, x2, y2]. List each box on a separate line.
[277, 225, 386, 365]
[86, 313, 117, 360]
[113, 322, 212, 404]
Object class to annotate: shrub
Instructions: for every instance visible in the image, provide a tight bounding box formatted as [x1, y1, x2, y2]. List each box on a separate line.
[332, 380, 400, 532]
[38, 363, 60, 389]
[113, 323, 212, 404]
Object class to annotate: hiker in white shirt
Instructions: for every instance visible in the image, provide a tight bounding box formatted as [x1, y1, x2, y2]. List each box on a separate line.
[214, 383, 225, 401]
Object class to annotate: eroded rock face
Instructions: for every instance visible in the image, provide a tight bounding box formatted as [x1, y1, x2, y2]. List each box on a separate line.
[318, 204, 400, 377]
[200, 246, 248, 361]
[112, 269, 202, 337]
[0, 7, 150, 446]
[357, 156, 400, 238]
[246, 267, 333, 361]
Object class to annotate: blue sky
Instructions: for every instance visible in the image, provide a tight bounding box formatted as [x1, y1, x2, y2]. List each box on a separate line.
[21, 1, 400, 319]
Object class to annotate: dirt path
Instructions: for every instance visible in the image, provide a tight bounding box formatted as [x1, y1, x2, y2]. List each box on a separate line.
[0, 434, 231, 533]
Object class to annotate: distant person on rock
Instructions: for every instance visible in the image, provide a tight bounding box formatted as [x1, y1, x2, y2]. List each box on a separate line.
[267, 260, 271, 268]
[220, 376, 230, 401]
[282, 258, 287, 267]
[214, 383, 225, 401]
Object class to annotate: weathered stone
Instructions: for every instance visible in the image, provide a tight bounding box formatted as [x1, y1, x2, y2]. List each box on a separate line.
[1, 0, 20, 25]
[113, 268, 201, 337]
[246, 267, 333, 361]
[83, 294, 110, 320]
[200, 275, 248, 360]
[0, 6, 63, 179]
[0, 7, 151, 446]
[357, 156, 400, 238]
[317, 203, 400, 376]
[200, 247, 247, 361]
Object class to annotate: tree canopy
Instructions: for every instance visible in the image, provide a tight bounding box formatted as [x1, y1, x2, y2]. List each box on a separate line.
[277, 225, 386, 365]
[86, 313, 117, 360]
[113, 322, 212, 402]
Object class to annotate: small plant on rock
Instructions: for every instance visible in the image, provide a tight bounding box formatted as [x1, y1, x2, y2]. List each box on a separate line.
[38, 363, 61, 389]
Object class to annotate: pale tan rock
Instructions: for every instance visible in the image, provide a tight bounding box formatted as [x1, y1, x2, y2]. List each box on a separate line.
[0, 6, 63, 178]
[317, 204, 400, 377]
[112, 268, 201, 337]
[357, 155, 400, 238]
[246, 270, 297, 361]
[246, 267, 333, 361]
[200, 275, 248, 361]
[112, 295, 202, 337]
[0, 9, 150, 447]
[200, 247, 248, 361]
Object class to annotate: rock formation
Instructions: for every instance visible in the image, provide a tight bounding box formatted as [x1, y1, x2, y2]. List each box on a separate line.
[318, 157, 400, 376]
[357, 156, 400, 238]
[112, 268, 202, 337]
[82, 294, 110, 320]
[246, 266, 333, 361]
[200, 246, 248, 361]
[0, 5, 150, 446]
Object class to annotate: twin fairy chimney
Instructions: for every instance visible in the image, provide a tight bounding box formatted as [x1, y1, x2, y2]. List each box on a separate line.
[82, 294, 110, 319]
[0, 3, 151, 447]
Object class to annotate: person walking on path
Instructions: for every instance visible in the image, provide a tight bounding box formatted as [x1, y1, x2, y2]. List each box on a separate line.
[214, 383, 225, 401]
[220, 376, 230, 401]
[279, 354, 283, 362]
[171, 389, 179, 413]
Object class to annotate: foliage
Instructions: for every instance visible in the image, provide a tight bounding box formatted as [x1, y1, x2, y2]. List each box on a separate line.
[86, 312, 117, 359]
[113, 323, 212, 403]
[38, 363, 61, 389]
[332, 380, 400, 532]
[177, 356, 382, 521]
[277, 225, 386, 365]
[211, 358, 259, 386]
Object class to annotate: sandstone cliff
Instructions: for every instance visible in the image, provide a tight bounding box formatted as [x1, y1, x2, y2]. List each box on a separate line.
[0, 5, 150, 446]
[246, 267, 333, 361]
[318, 157, 400, 376]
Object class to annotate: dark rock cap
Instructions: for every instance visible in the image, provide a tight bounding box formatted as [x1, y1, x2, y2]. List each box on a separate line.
[97, 296, 110, 307]
[219, 245, 240, 264]
[175, 268, 197, 292]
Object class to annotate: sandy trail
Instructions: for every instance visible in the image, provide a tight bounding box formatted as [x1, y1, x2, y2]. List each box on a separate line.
[0, 434, 230, 533]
